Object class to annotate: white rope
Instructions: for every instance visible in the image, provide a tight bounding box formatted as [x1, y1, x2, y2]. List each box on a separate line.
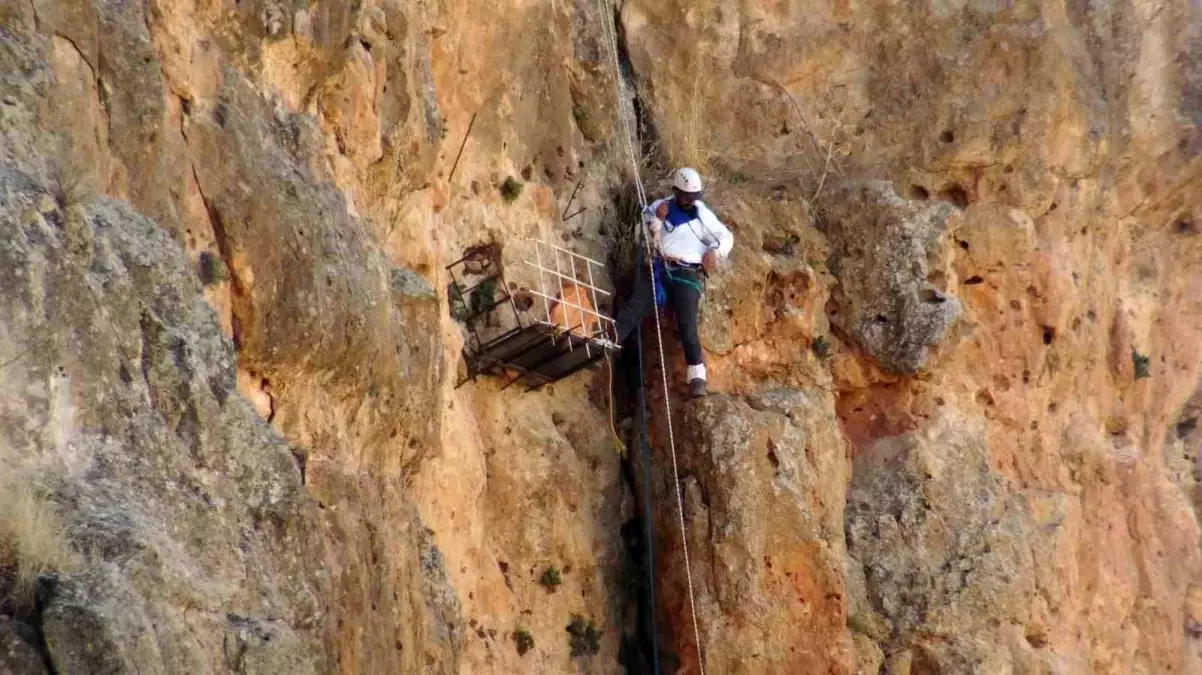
[598, 0, 647, 207]
[596, 2, 707, 672]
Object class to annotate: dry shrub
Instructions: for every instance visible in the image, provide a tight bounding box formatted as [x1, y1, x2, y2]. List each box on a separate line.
[0, 478, 74, 608]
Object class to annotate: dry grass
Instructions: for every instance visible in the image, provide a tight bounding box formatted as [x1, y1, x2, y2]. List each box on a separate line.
[0, 479, 74, 608]
[680, 5, 715, 172]
[49, 151, 98, 210]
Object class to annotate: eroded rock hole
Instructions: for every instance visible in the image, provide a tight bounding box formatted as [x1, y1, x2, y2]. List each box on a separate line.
[1042, 326, 1055, 345]
[938, 185, 969, 209]
[939, 130, 955, 143]
[912, 648, 943, 675]
[908, 185, 930, 200]
[1176, 417, 1197, 440]
[920, 288, 946, 304]
[963, 275, 984, 285]
[291, 447, 307, 483]
[498, 561, 512, 590]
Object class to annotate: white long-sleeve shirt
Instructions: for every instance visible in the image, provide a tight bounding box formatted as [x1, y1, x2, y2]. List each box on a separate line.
[643, 197, 735, 265]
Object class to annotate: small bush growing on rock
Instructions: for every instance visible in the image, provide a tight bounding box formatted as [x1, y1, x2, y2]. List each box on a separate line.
[469, 278, 497, 318]
[0, 480, 74, 608]
[49, 160, 96, 209]
[572, 104, 589, 128]
[512, 628, 534, 656]
[566, 614, 600, 657]
[499, 177, 524, 203]
[539, 566, 562, 592]
[448, 281, 471, 321]
[1132, 349, 1151, 380]
[198, 251, 229, 286]
[811, 335, 831, 359]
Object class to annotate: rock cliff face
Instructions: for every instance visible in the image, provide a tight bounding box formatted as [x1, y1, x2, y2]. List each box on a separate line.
[1, 0, 1200, 674]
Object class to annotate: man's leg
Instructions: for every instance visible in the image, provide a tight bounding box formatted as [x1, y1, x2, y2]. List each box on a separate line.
[667, 269, 706, 393]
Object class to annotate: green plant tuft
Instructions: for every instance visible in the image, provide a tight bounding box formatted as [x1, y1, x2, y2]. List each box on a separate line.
[448, 281, 471, 321]
[572, 104, 589, 127]
[811, 335, 831, 359]
[198, 251, 229, 286]
[499, 176, 524, 203]
[539, 566, 562, 592]
[566, 614, 600, 657]
[469, 277, 497, 317]
[512, 628, 534, 656]
[1132, 349, 1151, 380]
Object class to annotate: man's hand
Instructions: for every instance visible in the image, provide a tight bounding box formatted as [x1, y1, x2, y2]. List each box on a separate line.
[702, 249, 719, 272]
[655, 203, 669, 220]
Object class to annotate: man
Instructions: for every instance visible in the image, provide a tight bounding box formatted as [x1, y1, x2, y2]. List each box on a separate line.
[612, 167, 735, 398]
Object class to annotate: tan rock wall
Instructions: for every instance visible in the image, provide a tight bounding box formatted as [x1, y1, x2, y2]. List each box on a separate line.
[625, 0, 1202, 672]
[1, 0, 1199, 673]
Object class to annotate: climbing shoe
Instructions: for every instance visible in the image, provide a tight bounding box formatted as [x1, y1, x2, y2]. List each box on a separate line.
[689, 378, 708, 399]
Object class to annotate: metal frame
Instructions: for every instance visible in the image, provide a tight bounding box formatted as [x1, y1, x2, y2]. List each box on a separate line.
[446, 244, 521, 378]
[446, 239, 619, 390]
[561, 180, 587, 221]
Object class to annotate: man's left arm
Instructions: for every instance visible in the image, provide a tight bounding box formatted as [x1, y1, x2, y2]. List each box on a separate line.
[701, 206, 734, 259]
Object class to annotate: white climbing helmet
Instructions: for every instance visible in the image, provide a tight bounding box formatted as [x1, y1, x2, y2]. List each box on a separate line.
[672, 167, 704, 194]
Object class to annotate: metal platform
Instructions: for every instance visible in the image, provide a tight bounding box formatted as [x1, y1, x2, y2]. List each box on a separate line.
[447, 239, 619, 391]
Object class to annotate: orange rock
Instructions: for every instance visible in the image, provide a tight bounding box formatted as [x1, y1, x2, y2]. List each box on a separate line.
[548, 283, 605, 336]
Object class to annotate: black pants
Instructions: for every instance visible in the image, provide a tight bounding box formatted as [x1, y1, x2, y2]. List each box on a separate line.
[613, 263, 704, 367]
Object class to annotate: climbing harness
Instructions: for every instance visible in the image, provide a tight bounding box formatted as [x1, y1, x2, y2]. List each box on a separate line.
[652, 260, 706, 310]
[664, 262, 706, 294]
[597, 1, 708, 672]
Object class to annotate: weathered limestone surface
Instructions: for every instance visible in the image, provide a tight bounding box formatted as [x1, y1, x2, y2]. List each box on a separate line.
[626, 0, 1202, 673]
[1, 0, 1200, 673]
[1, 1, 623, 672]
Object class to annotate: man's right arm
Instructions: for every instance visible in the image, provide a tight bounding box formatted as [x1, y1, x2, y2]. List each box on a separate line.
[643, 199, 667, 249]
